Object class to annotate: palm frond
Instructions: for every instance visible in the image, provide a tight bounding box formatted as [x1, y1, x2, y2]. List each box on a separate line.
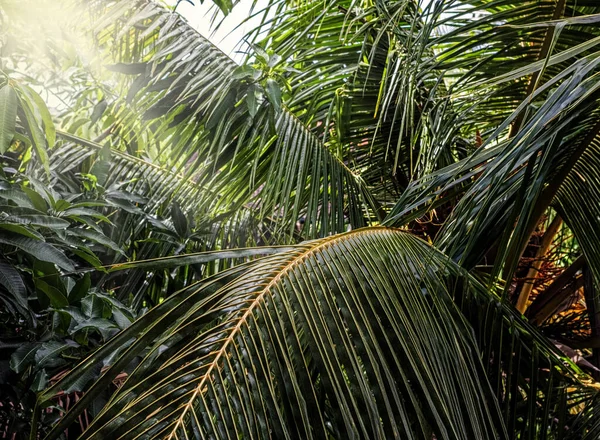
[50, 131, 206, 213]
[385, 40, 600, 283]
[85, 0, 379, 239]
[555, 119, 600, 286]
[38, 228, 599, 439]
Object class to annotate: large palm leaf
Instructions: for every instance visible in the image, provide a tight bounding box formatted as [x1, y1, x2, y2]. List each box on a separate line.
[384, 9, 600, 283]
[78, 0, 380, 241]
[244, 0, 458, 202]
[36, 228, 599, 439]
[232, 0, 600, 222]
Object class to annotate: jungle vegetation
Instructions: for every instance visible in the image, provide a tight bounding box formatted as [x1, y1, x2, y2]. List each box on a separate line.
[2, 0, 600, 438]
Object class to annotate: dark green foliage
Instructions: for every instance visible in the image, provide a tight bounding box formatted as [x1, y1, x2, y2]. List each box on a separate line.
[3, 0, 600, 439]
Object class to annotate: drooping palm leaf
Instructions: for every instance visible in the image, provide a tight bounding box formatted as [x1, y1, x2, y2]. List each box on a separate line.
[245, 0, 459, 202]
[83, 0, 379, 240]
[384, 29, 600, 286]
[37, 228, 599, 439]
[50, 131, 207, 214]
[242, 0, 600, 212]
[554, 119, 600, 314]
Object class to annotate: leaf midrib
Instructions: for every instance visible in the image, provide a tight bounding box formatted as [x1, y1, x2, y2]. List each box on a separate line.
[166, 226, 394, 438]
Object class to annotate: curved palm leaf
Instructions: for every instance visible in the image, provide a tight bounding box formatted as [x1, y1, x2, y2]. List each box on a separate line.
[554, 120, 600, 319]
[85, 0, 379, 239]
[245, 0, 457, 202]
[50, 131, 207, 214]
[384, 27, 600, 287]
[38, 228, 598, 439]
[242, 0, 600, 211]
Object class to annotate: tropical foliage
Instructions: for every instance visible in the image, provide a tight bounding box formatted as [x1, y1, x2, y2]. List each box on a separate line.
[2, 0, 600, 438]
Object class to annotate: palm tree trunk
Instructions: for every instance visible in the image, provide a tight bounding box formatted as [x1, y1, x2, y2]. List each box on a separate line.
[515, 215, 563, 313]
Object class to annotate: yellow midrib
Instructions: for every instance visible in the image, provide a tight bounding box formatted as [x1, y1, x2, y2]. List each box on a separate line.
[166, 226, 394, 439]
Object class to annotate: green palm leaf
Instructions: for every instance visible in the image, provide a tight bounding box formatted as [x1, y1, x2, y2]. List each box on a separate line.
[50, 132, 207, 214]
[38, 228, 598, 439]
[385, 35, 600, 287]
[85, 0, 378, 239]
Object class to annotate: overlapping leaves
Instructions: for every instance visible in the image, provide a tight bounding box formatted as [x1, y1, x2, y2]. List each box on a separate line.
[39, 228, 599, 439]
[79, 0, 378, 241]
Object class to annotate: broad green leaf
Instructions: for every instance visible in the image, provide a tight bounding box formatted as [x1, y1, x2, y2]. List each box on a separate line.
[0, 205, 40, 215]
[82, 294, 110, 319]
[67, 228, 124, 255]
[266, 78, 282, 112]
[90, 159, 111, 187]
[68, 273, 91, 303]
[111, 307, 133, 330]
[246, 83, 259, 118]
[54, 199, 72, 212]
[170, 202, 187, 238]
[34, 341, 71, 368]
[0, 233, 75, 271]
[22, 186, 48, 212]
[232, 65, 257, 80]
[0, 189, 36, 208]
[9, 343, 40, 373]
[18, 98, 49, 174]
[0, 85, 17, 153]
[35, 277, 69, 308]
[31, 369, 48, 392]
[91, 100, 108, 124]
[267, 54, 282, 68]
[21, 84, 56, 149]
[71, 248, 105, 270]
[72, 318, 117, 334]
[62, 208, 111, 223]
[7, 214, 70, 229]
[0, 223, 44, 240]
[0, 260, 27, 309]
